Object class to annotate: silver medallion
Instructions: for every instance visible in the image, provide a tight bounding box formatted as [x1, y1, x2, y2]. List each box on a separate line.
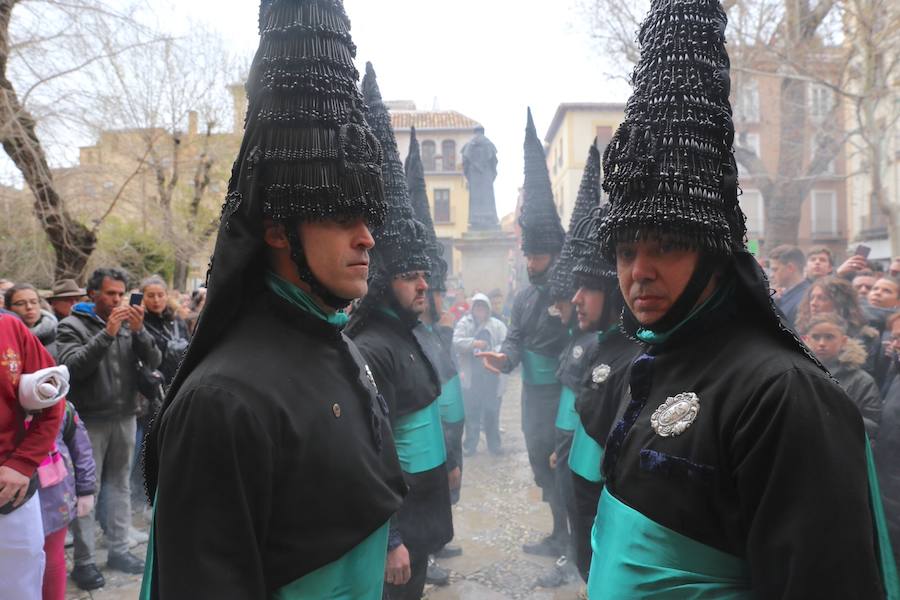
[573, 345, 584, 360]
[592, 364, 611, 384]
[651, 392, 700, 437]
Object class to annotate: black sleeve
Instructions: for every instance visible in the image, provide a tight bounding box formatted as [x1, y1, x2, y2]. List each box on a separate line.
[154, 384, 275, 599]
[500, 291, 526, 372]
[731, 368, 883, 598]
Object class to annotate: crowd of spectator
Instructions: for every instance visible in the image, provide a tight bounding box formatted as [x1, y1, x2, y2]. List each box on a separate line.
[0, 268, 202, 598]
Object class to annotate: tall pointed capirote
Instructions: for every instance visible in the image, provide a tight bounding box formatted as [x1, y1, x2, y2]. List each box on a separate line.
[406, 126, 448, 292]
[519, 107, 565, 256]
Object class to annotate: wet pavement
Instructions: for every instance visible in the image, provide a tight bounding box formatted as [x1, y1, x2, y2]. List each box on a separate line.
[66, 374, 585, 599]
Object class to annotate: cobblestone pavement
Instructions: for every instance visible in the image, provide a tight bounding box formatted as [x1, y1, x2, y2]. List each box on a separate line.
[66, 373, 585, 599]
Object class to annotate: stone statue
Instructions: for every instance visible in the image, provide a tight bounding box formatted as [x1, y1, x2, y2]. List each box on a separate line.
[462, 126, 500, 230]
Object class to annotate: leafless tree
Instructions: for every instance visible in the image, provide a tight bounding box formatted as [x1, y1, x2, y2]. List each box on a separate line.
[88, 22, 240, 290]
[0, 0, 161, 281]
[575, 0, 856, 249]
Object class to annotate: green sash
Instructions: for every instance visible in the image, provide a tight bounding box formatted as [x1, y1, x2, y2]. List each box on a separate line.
[139, 499, 156, 600]
[555, 386, 579, 431]
[522, 350, 559, 386]
[866, 440, 900, 599]
[438, 374, 465, 424]
[569, 420, 604, 483]
[394, 400, 447, 474]
[273, 522, 390, 600]
[588, 489, 752, 599]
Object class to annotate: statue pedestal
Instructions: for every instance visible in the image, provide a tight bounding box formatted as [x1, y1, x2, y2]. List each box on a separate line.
[454, 230, 518, 296]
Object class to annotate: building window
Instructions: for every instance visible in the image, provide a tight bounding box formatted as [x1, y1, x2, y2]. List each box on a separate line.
[442, 140, 456, 171]
[422, 141, 436, 171]
[735, 79, 760, 123]
[735, 132, 761, 176]
[434, 189, 451, 223]
[740, 189, 764, 237]
[809, 84, 834, 120]
[811, 190, 838, 235]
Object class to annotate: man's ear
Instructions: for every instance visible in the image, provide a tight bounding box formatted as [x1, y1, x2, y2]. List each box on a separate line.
[263, 218, 290, 249]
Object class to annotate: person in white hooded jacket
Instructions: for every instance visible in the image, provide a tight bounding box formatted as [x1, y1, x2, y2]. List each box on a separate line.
[453, 293, 507, 455]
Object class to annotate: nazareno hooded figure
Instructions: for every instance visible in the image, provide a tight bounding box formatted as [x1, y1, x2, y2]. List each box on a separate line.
[406, 126, 465, 571]
[586, 1, 896, 598]
[140, 2, 406, 598]
[537, 142, 607, 587]
[563, 203, 640, 582]
[345, 63, 452, 600]
[481, 108, 569, 558]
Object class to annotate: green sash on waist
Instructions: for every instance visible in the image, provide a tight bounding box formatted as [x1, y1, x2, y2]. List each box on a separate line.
[394, 400, 447, 474]
[588, 488, 752, 599]
[569, 420, 604, 483]
[522, 350, 559, 386]
[273, 522, 389, 600]
[866, 440, 900, 599]
[555, 386, 579, 431]
[138, 496, 156, 600]
[438, 375, 465, 424]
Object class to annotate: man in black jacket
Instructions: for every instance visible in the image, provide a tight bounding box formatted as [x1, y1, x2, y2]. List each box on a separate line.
[345, 62, 452, 600]
[141, 3, 406, 598]
[57, 266, 161, 589]
[481, 108, 569, 558]
[585, 2, 890, 598]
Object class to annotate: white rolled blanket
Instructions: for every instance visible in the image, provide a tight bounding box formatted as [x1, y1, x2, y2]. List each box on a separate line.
[18, 365, 70, 411]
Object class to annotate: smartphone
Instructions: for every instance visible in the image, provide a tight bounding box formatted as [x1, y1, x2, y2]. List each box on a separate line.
[855, 244, 871, 259]
[129, 292, 144, 306]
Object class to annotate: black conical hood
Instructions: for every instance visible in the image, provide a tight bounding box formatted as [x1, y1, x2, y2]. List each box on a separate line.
[146, 0, 383, 496]
[519, 107, 565, 256]
[406, 127, 448, 292]
[598, 0, 744, 259]
[549, 142, 602, 301]
[572, 204, 617, 287]
[360, 62, 430, 303]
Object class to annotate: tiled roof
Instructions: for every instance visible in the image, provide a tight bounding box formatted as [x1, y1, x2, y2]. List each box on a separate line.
[390, 111, 481, 131]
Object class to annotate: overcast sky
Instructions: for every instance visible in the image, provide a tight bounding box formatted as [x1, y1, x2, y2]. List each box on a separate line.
[161, 1, 632, 217]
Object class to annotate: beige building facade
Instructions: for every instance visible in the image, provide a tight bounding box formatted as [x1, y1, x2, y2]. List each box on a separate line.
[543, 103, 626, 227]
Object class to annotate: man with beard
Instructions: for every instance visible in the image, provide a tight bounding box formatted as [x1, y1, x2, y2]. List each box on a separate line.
[481, 108, 569, 558]
[345, 63, 452, 600]
[586, 1, 891, 597]
[141, 3, 406, 598]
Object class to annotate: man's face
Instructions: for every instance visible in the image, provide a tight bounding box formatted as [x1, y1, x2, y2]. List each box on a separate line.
[525, 254, 553, 279]
[572, 287, 605, 331]
[391, 271, 429, 315]
[869, 278, 900, 309]
[50, 297, 77, 318]
[472, 302, 490, 323]
[805, 253, 832, 279]
[889, 319, 900, 356]
[9, 289, 41, 327]
[808, 285, 835, 316]
[91, 277, 126, 320]
[768, 259, 795, 289]
[853, 275, 876, 300]
[617, 238, 701, 327]
[890, 260, 900, 278]
[299, 218, 374, 300]
[803, 322, 846, 364]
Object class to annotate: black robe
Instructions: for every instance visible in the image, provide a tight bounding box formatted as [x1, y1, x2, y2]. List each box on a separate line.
[570, 329, 640, 580]
[599, 260, 884, 598]
[152, 292, 406, 598]
[350, 310, 453, 555]
[500, 283, 569, 497]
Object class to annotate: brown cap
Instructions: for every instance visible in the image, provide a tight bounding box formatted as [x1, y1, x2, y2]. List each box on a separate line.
[47, 279, 86, 299]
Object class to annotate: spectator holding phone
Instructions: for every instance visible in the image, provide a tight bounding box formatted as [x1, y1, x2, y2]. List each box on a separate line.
[56, 267, 161, 591]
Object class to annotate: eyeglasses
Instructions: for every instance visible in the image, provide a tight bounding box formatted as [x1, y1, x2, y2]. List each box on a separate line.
[11, 299, 40, 308]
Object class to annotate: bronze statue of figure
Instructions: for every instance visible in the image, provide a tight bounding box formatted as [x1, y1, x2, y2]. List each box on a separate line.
[462, 126, 500, 230]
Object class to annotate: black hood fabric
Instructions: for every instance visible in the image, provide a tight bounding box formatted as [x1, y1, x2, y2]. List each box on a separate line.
[144, 0, 386, 498]
[571, 204, 618, 290]
[519, 107, 565, 256]
[597, 0, 745, 259]
[406, 126, 448, 292]
[549, 142, 603, 301]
